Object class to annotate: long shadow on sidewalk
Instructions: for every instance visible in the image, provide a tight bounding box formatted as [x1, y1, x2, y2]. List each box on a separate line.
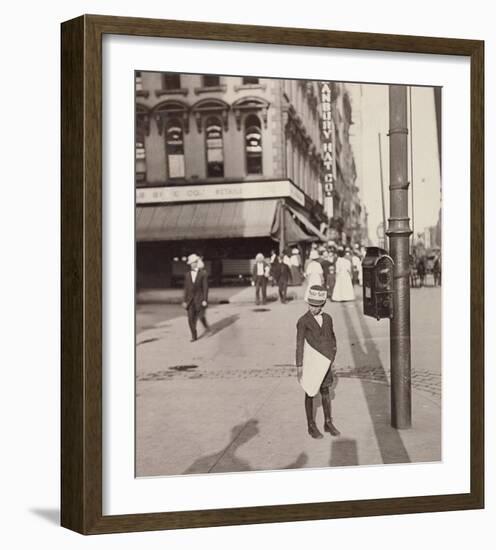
[341, 302, 411, 464]
[183, 419, 309, 474]
[183, 419, 258, 474]
[330, 438, 359, 467]
[206, 313, 240, 338]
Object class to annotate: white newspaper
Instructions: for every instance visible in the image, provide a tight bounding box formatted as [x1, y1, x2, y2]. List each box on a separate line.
[300, 340, 331, 397]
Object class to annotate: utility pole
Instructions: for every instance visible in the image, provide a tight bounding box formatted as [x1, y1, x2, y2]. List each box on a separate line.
[378, 133, 387, 251]
[409, 87, 415, 252]
[387, 86, 412, 429]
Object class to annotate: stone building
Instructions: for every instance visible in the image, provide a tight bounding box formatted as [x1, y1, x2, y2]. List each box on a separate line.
[135, 72, 327, 288]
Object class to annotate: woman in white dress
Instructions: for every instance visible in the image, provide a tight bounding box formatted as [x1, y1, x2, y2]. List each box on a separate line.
[289, 247, 303, 285]
[332, 248, 355, 302]
[304, 249, 324, 300]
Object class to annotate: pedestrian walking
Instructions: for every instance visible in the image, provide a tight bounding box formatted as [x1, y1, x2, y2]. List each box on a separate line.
[295, 285, 340, 439]
[290, 247, 303, 285]
[269, 249, 279, 286]
[327, 247, 337, 298]
[278, 254, 291, 303]
[182, 253, 209, 342]
[252, 253, 268, 305]
[304, 249, 324, 301]
[304, 243, 319, 271]
[433, 253, 442, 286]
[269, 251, 281, 287]
[332, 248, 355, 302]
[351, 251, 362, 286]
[319, 250, 332, 291]
[417, 255, 426, 287]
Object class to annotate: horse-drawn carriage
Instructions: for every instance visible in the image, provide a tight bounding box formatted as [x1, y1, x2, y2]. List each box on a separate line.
[410, 248, 441, 288]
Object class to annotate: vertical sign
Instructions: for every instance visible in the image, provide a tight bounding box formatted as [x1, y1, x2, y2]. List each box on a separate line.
[320, 82, 334, 218]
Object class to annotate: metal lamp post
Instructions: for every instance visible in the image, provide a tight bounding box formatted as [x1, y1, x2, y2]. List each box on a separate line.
[387, 85, 412, 429]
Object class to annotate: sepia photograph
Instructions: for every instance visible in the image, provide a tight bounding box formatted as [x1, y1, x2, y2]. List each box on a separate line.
[134, 71, 442, 477]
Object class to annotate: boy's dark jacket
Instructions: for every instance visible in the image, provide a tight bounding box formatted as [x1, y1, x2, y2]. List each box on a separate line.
[295, 310, 337, 367]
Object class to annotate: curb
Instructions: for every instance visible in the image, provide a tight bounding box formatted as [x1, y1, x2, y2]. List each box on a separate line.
[137, 286, 305, 306]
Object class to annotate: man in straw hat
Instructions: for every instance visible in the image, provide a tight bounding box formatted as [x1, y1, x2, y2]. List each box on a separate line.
[295, 285, 340, 438]
[182, 253, 209, 342]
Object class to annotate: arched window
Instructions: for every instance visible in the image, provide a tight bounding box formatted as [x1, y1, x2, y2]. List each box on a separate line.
[205, 117, 224, 178]
[135, 104, 149, 183]
[244, 115, 263, 175]
[165, 118, 185, 179]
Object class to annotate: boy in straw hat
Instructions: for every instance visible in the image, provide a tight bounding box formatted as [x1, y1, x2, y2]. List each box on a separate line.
[295, 285, 340, 438]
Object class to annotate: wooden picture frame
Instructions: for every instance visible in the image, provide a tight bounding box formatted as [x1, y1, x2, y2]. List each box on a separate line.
[61, 14, 484, 534]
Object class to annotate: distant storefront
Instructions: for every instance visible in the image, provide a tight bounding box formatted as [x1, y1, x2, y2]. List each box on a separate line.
[134, 73, 347, 288]
[136, 180, 326, 288]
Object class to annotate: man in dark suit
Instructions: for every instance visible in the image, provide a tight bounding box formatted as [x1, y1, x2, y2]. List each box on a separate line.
[182, 254, 209, 342]
[277, 253, 291, 303]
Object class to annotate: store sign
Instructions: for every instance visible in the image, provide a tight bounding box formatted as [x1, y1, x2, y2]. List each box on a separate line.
[136, 180, 305, 206]
[320, 82, 334, 198]
[324, 196, 334, 218]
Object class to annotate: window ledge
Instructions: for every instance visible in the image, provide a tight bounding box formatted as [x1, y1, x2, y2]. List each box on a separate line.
[194, 85, 227, 94]
[166, 178, 188, 183]
[243, 173, 265, 180]
[234, 84, 266, 92]
[136, 90, 150, 98]
[155, 88, 189, 97]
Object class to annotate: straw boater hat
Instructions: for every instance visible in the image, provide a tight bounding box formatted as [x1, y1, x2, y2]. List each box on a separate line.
[306, 285, 327, 306]
[186, 253, 200, 265]
[309, 249, 320, 260]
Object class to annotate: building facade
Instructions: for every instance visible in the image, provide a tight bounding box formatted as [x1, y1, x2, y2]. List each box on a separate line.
[135, 72, 328, 288]
[324, 82, 364, 245]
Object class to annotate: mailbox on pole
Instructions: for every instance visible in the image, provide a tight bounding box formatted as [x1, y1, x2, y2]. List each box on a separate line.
[362, 246, 394, 320]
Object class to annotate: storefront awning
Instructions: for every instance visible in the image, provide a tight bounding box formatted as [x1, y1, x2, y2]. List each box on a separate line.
[286, 205, 328, 241]
[271, 205, 316, 244]
[137, 199, 281, 241]
[136, 199, 317, 244]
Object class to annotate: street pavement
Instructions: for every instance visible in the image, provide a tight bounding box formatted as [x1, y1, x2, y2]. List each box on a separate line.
[136, 286, 244, 333]
[136, 284, 441, 476]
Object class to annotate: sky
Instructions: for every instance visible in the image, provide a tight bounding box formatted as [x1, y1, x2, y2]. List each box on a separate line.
[347, 83, 442, 246]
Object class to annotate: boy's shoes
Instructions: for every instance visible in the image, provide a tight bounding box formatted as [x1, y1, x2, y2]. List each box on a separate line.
[307, 422, 324, 439]
[324, 419, 341, 436]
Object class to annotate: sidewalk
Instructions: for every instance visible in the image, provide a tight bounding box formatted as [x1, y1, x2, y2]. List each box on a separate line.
[136, 287, 441, 476]
[137, 283, 303, 305]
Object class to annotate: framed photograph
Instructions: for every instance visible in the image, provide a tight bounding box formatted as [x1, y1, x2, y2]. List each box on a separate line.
[61, 14, 484, 534]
